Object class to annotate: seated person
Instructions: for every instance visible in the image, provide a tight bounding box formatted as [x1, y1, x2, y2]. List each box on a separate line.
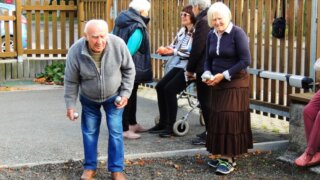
[148, 5, 196, 138]
[295, 59, 320, 167]
[295, 89, 320, 166]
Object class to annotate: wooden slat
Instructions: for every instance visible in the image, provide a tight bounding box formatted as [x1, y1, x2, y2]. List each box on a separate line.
[26, 0, 32, 51]
[4, 12, 11, 53]
[23, 60, 29, 78]
[263, 0, 271, 115]
[250, 99, 290, 112]
[44, 1, 49, 56]
[163, 0, 168, 47]
[236, 0, 243, 26]
[249, 0, 255, 99]
[12, 62, 18, 79]
[22, 5, 77, 11]
[255, 0, 263, 104]
[0, 16, 15, 21]
[5, 63, 11, 80]
[0, 64, 4, 81]
[287, 0, 295, 98]
[270, 0, 278, 113]
[60, 0, 66, 50]
[304, 0, 312, 78]
[77, 0, 84, 38]
[278, 0, 286, 107]
[242, 0, 249, 33]
[68, 1, 75, 46]
[35, 0, 41, 56]
[24, 49, 68, 54]
[52, 0, 58, 56]
[295, 0, 304, 93]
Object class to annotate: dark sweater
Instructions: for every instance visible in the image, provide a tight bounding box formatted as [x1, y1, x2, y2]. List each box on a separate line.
[204, 25, 251, 77]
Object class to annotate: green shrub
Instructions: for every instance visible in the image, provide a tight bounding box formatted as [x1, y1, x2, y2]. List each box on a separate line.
[36, 62, 65, 85]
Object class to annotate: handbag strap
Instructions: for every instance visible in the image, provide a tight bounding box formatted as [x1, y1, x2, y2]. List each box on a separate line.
[274, 0, 286, 18]
[274, 0, 277, 19]
[282, 0, 285, 18]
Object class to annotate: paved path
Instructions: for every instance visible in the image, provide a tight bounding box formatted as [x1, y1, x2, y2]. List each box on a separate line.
[0, 83, 289, 167]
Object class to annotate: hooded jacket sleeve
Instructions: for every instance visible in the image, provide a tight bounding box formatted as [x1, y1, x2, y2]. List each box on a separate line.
[64, 45, 80, 109]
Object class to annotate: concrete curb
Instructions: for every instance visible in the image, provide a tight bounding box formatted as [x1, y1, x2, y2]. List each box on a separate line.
[0, 140, 289, 169]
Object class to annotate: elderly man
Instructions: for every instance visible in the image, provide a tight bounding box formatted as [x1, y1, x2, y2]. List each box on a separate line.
[64, 19, 135, 180]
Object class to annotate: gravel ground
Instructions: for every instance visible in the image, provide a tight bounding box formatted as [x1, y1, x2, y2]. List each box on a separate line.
[0, 150, 318, 180]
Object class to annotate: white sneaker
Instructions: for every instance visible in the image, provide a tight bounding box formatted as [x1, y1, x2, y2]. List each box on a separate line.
[123, 130, 141, 139]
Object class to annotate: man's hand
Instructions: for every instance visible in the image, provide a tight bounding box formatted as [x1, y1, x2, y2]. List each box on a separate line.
[66, 108, 77, 121]
[115, 96, 128, 109]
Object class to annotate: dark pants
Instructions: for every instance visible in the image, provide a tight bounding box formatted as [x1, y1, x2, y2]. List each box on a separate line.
[155, 68, 188, 129]
[196, 72, 211, 132]
[122, 83, 139, 131]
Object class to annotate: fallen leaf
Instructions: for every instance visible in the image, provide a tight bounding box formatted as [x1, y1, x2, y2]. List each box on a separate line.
[173, 164, 181, 170]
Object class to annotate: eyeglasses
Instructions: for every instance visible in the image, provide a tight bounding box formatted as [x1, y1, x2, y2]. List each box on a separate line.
[180, 12, 190, 17]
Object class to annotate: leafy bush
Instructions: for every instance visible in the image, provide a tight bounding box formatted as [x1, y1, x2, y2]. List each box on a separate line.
[35, 62, 65, 85]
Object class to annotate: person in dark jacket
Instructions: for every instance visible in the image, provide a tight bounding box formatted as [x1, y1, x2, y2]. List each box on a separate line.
[113, 0, 152, 140]
[186, 0, 211, 145]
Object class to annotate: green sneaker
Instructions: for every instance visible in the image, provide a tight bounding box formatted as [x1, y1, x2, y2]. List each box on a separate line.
[207, 159, 224, 168]
[208, 159, 237, 168]
[215, 161, 235, 175]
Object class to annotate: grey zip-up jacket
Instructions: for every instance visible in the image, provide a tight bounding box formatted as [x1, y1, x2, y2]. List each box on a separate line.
[64, 35, 136, 109]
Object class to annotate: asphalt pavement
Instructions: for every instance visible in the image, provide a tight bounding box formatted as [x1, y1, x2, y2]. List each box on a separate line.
[0, 81, 289, 168]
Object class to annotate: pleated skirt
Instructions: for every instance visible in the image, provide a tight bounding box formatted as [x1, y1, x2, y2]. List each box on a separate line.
[206, 71, 253, 156]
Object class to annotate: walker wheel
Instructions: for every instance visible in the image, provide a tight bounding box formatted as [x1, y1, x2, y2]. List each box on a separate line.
[199, 110, 205, 126]
[173, 119, 189, 136]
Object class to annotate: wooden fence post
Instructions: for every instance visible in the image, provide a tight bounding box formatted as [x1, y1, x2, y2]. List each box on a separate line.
[78, 0, 84, 38]
[15, 0, 23, 60]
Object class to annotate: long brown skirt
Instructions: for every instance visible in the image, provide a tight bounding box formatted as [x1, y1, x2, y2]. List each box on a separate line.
[206, 71, 253, 156]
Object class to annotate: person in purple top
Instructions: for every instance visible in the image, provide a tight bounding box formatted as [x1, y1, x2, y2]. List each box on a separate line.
[202, 2, 253, 175]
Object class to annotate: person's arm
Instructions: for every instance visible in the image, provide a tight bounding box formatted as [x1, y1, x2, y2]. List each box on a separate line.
[64, 48, 80, 120]
[186, 19, 210, 73]
[127, 28, 143, 56]
[228, 28, 251, 76]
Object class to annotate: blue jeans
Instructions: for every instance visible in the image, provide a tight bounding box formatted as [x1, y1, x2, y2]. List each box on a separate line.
[80, 95, 124, 172]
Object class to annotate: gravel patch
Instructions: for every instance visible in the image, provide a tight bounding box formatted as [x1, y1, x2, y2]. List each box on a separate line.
[0, 150, 318, 180]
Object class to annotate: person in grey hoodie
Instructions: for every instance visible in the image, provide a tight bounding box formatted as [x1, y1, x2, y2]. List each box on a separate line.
[64, 19, 135, 180]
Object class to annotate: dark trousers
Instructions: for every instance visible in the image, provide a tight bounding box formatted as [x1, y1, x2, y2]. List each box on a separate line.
[155, 68, 187, 129]
[196, 72, 211, 132]
[122, 83, 139, 131]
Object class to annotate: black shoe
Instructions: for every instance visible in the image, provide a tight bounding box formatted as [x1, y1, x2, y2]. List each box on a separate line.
[196, 131, 207, 140]
[191, 138, 206, 145]
[159, 130, 174, 138]
[148, 125, 166, 134]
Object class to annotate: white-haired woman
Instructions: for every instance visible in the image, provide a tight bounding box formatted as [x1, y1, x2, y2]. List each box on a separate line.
[113, 0, 152, 140]
[186, 0, 211, 145]
[202, 2, 252, 175]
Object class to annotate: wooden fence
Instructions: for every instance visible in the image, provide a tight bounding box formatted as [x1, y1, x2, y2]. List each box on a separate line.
[0, 0, 319, 118]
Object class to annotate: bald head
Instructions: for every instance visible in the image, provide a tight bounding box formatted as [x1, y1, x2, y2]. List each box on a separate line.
[84, 19, 109, 53]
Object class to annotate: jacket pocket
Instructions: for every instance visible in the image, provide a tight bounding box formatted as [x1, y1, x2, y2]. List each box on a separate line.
[80, 71, 96, 80]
